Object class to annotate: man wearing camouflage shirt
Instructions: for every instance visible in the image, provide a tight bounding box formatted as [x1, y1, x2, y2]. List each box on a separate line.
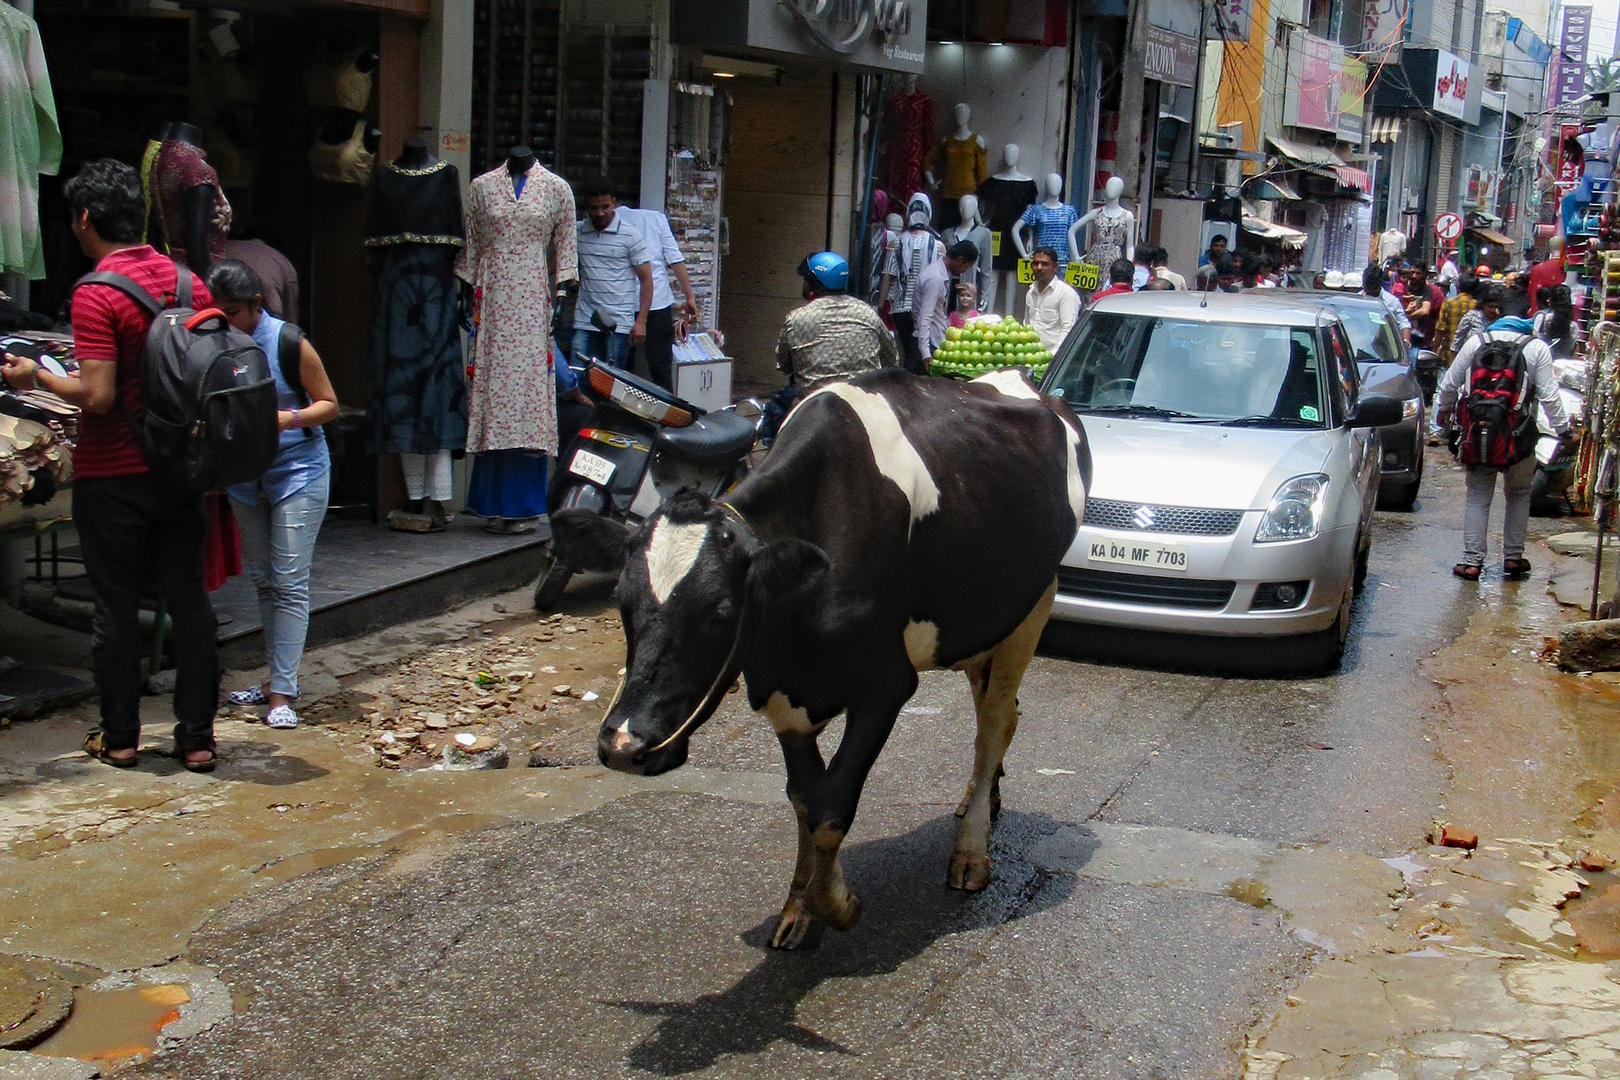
[776, 251, 898, 393]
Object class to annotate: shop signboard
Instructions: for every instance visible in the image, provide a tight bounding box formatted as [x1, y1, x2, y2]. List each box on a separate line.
[1363, 0, 1407, 57]
[1432, 48, 1468, 119]
[1143, 24, 1198, 88]
[1551, 5, 1592, 116]
[1557, 122, 1584, 197]
[672, 0, 928, 73]
[1284, 30, 1340, 133]
[1336, 56, 1366, 144]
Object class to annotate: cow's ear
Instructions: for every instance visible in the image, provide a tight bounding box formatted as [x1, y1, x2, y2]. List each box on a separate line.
[746, 539, 830, 606]
[551, 509, 631, 573]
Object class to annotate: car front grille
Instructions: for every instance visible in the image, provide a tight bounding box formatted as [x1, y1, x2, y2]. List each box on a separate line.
[1057, 567, 1237, 610]
[1083, 498, 1246, 537]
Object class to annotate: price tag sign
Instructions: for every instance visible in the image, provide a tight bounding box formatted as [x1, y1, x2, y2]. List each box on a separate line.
[990, 232, 1002, 257]
[1016, 258, 1034, 284]
[1065, 261, 1102, 290]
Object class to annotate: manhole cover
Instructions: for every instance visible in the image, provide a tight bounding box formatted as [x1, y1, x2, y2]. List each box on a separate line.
[0, 955, 77, 1049]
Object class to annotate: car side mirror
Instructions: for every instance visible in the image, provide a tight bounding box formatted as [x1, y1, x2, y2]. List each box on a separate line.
[1348, 393, 1403, 428]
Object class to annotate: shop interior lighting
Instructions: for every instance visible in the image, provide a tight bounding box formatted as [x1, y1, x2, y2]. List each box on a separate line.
[699, 55, 781, 79]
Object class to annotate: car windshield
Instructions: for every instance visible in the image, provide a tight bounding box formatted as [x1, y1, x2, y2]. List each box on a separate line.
[1324, 303, 1403, 364]
[1045, 312, 1329, 428]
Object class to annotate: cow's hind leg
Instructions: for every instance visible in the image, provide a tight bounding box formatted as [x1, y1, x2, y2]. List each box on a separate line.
[949, 580, 1056, 892]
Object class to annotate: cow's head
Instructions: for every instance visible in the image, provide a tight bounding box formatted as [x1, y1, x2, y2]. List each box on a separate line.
[550, 490, 829, 776]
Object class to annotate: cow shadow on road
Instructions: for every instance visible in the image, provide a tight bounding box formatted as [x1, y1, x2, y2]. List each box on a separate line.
[606, 810, 1088, 1074]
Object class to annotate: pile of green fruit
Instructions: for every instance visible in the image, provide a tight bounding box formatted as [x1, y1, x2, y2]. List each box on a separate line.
[927, 315, 1052, 382]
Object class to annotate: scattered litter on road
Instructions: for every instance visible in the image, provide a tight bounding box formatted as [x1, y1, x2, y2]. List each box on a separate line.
[1035, 768, 1074, 776]
[1307, 741, 1332, 750]
[455, 733, 477, 746]
[580, 691, 599, 702]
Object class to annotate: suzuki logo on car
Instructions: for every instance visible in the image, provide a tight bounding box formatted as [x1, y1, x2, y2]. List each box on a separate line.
[1132, 505, 1157, 530]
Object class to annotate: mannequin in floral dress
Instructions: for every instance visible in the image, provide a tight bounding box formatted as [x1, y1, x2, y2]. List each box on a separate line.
[1073, 176, 1136, 287]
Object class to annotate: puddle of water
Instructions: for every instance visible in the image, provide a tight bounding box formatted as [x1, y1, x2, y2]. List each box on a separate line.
[1381, 854, 1428, 884]
[1563, 871, 1620, 960]
[33, 984, 188, 1064]
[255, 813, 514, 883]
[1226, 877, 1270, 908]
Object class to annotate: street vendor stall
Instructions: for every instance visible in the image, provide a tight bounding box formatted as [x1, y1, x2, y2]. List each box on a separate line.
[0, 330, 77, 535]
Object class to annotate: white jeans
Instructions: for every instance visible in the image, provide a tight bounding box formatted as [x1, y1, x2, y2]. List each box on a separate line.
[231, 471, 330, 698]
[1462, 457, 1536, 566]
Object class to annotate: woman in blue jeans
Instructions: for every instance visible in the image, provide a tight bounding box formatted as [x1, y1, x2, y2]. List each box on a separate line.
[207, 261, 340, 729]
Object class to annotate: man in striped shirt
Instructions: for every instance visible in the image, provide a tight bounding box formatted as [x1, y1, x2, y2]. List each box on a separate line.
[573, 175, 653, 368]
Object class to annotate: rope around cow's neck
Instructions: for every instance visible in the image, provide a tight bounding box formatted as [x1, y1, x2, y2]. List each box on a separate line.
[613, 500, 755, 757]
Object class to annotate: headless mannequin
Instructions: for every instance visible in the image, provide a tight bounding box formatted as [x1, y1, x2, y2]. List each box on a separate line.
[926, 103, 987, 230]
[157, 122, 217, 277]
[507, 144, 535, 175]
[397, 136, 433, 171]
[1013, 173, 1079, 263]
[945, 194, 995, 313]
[1073, 175, 1136, 270]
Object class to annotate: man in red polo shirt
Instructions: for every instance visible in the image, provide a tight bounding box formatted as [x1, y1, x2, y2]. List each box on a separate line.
[1, 159, 219, 771]
[1090, 257, 1137, 302]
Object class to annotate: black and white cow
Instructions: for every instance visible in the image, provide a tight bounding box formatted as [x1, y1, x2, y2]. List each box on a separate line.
[551, 368, 1088, 949]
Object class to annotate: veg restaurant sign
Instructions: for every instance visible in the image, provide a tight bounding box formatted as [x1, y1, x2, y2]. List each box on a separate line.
[1432, 48, 1468, 119]
[1143, 24, 1198, 88]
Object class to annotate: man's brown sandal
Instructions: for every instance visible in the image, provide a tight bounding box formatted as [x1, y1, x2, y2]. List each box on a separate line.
[1452, 563, 1482, 581]
[83, 730, 137, 768]
[180, 744, 217, 774]
[1504, 558, 1532, 580]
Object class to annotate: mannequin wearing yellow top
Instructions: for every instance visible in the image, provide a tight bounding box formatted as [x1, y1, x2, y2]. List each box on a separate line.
[925, 103, 987, 230]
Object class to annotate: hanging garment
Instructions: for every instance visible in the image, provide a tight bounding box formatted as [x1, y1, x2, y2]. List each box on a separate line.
[303, 46, 373, 112]
[466, 449, 548, 518]
[1019, 202, 1080, 267]
[884, 89, 933, 208]
[455, 163, 577, 455]
[364, 157, 469, 457]
[148, 140, 231, 268]
[1082, 208, 1132, 272]
[309, 120, 376, 186]
[0, 5, 60, 281]
[926, 135, 987, 203]
[976, 176, 1039, 271]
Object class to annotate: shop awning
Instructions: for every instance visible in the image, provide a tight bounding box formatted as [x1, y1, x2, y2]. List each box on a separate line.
[1246, 176, 1302, 200]
[1241, 214, 1308, 248]
[1335, 165, 1371, 192]
[1266, 135, 1346, 170]
[1467, 226, 1514, 246]
[1368, 116, 1401, 144]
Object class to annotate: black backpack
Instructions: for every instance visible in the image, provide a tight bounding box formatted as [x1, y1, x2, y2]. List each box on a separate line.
[75, 263, 280, 493]
[1456, 333, 1537, 468]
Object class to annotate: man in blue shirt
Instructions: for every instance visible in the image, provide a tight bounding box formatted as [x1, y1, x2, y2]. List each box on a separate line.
[573, 175, 653, 368]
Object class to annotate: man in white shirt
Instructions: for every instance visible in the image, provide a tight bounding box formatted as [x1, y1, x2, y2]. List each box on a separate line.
[616, 204, 700, 390]
[915, 240, 982, 367]
[1026, 247, 1080, 353]
[574, 175, 653, 369]
[1150, 247, 1185, 290]
[1436, 248, 1460, 298]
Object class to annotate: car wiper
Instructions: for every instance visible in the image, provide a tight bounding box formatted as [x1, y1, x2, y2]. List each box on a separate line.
[1082, 405, 1202, 419]
[1216, 414, 1321, 427]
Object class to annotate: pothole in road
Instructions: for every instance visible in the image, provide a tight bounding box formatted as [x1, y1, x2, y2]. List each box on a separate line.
[32, 983, 188, 1067]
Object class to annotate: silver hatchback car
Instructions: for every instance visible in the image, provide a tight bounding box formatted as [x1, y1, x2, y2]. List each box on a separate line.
[1041, 291, 1403, 664]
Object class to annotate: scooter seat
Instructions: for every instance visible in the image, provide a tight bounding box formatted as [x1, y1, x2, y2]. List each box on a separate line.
[654, 409, 757, 464]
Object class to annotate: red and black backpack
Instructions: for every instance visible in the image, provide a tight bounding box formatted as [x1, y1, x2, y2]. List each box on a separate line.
[1456, 333, 1537, 468]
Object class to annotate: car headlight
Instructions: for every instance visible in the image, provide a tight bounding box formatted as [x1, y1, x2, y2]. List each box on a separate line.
[1255, 474, 1329, 543]
[1402, 395, 1422, 419]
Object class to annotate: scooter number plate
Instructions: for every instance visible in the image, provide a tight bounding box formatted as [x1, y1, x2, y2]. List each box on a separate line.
[569, 448, 616, 485]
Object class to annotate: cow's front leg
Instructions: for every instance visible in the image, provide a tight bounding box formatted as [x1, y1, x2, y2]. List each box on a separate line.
[799, 671, 914, 933]
[772, 738, 826, 950]
[951, 582, 1054, 892]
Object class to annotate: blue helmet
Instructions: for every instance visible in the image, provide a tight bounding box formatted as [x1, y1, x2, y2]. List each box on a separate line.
[798, 251, 850, 292]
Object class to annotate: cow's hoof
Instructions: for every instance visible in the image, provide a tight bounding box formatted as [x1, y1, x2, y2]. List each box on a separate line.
[806, 887, 863, 931]
[948, 852, 992, 892]
[770, 907, 821, 950]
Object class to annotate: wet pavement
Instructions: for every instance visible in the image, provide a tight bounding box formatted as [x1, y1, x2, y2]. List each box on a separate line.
[1, 455, 1618, 1078]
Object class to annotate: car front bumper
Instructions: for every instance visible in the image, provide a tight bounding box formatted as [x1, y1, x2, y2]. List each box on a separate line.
[1049, 518, 1356, 637]
[1375, 415, 1423, 489]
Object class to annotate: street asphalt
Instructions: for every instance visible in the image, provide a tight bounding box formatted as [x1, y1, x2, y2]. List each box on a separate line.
[129, 458, 1485, 1080]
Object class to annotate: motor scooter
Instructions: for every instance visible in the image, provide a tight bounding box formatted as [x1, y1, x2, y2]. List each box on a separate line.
[534, 359, 761, 610]
[1531, 356, 1589, 516]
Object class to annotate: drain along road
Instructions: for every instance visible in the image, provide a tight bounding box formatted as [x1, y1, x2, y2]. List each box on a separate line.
[4, 459, 1618, 1080]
